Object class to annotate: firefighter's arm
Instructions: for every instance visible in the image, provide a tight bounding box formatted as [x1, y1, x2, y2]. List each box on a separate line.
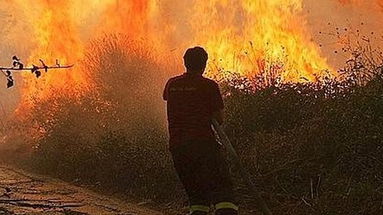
[163, 79, 171, 101]
[211, 82, 225, 125]
[213, 109, 224, 125]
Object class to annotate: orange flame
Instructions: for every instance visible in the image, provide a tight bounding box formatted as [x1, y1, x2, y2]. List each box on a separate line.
[14, 0, 90, 107]
[98, 0, 157, 37]
[11, 0, 338, 109]
[189, 0, 333, 81]
[13, 0, 161, 107]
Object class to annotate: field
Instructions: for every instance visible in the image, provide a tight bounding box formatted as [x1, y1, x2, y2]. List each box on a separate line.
[1, 35, 382, 215]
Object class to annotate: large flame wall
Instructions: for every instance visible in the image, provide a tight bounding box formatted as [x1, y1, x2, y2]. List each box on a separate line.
[0, 0, 382, 107]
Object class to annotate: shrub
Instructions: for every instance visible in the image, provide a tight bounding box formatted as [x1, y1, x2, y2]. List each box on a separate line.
[7, 33, 383, 214]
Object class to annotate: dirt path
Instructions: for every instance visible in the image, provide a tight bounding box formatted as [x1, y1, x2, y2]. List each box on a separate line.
[0, 165, 164, 215]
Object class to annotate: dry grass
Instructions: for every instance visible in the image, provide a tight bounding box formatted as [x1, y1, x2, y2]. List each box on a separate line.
[3, 33, 383, 214]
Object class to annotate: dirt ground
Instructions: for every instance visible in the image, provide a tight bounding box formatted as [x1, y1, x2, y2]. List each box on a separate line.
[0, 165, 164, 215]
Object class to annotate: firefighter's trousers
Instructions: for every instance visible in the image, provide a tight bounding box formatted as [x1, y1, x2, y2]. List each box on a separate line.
[171, 139, 238, 215]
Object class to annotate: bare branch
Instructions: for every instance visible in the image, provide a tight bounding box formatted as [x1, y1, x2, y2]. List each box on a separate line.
[0, 56, 74, 88]
[0, 65, 74, 71]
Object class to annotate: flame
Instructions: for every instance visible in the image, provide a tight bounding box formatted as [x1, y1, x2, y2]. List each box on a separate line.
[13, 0, 161, 107]
[98, 0, 158, 38]
[9, 0, 338, 110]
[189, 0, 332, 81]
[14, 0, 90, 107]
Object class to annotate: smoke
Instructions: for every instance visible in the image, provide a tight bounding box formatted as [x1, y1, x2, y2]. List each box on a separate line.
[0, 0, 381, 120]
[0, 0, 382, 118]
[304, 0, 383, 69]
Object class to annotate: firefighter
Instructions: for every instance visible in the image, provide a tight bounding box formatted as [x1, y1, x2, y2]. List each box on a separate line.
[163, 47, 238, 215]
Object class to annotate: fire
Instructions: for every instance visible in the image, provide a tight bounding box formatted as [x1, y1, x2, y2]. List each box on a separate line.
[189, 0, 332, 81]
[13, 0, 89, 107]
[9, 0, 338, 108]
[98, 0, 158, 38]
[12, 0, 161, 107]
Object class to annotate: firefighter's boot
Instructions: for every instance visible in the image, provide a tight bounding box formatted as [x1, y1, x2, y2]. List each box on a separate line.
[214, 202, 239, 215]
[189, 205, 209, 215]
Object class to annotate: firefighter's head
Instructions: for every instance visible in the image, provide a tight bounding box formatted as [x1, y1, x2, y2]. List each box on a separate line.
[184, 46, 208, 75]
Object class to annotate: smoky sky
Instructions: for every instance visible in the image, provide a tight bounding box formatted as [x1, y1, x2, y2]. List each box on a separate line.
[305, 0, 383, 68]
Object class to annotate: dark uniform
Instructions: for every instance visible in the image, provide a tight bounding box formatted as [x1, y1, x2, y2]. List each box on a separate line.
[163, 73, 238, 215]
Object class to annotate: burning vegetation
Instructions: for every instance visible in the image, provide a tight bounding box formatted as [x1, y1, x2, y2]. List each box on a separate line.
[0, 0, 382, 215]
[7, 0, 340, 107]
